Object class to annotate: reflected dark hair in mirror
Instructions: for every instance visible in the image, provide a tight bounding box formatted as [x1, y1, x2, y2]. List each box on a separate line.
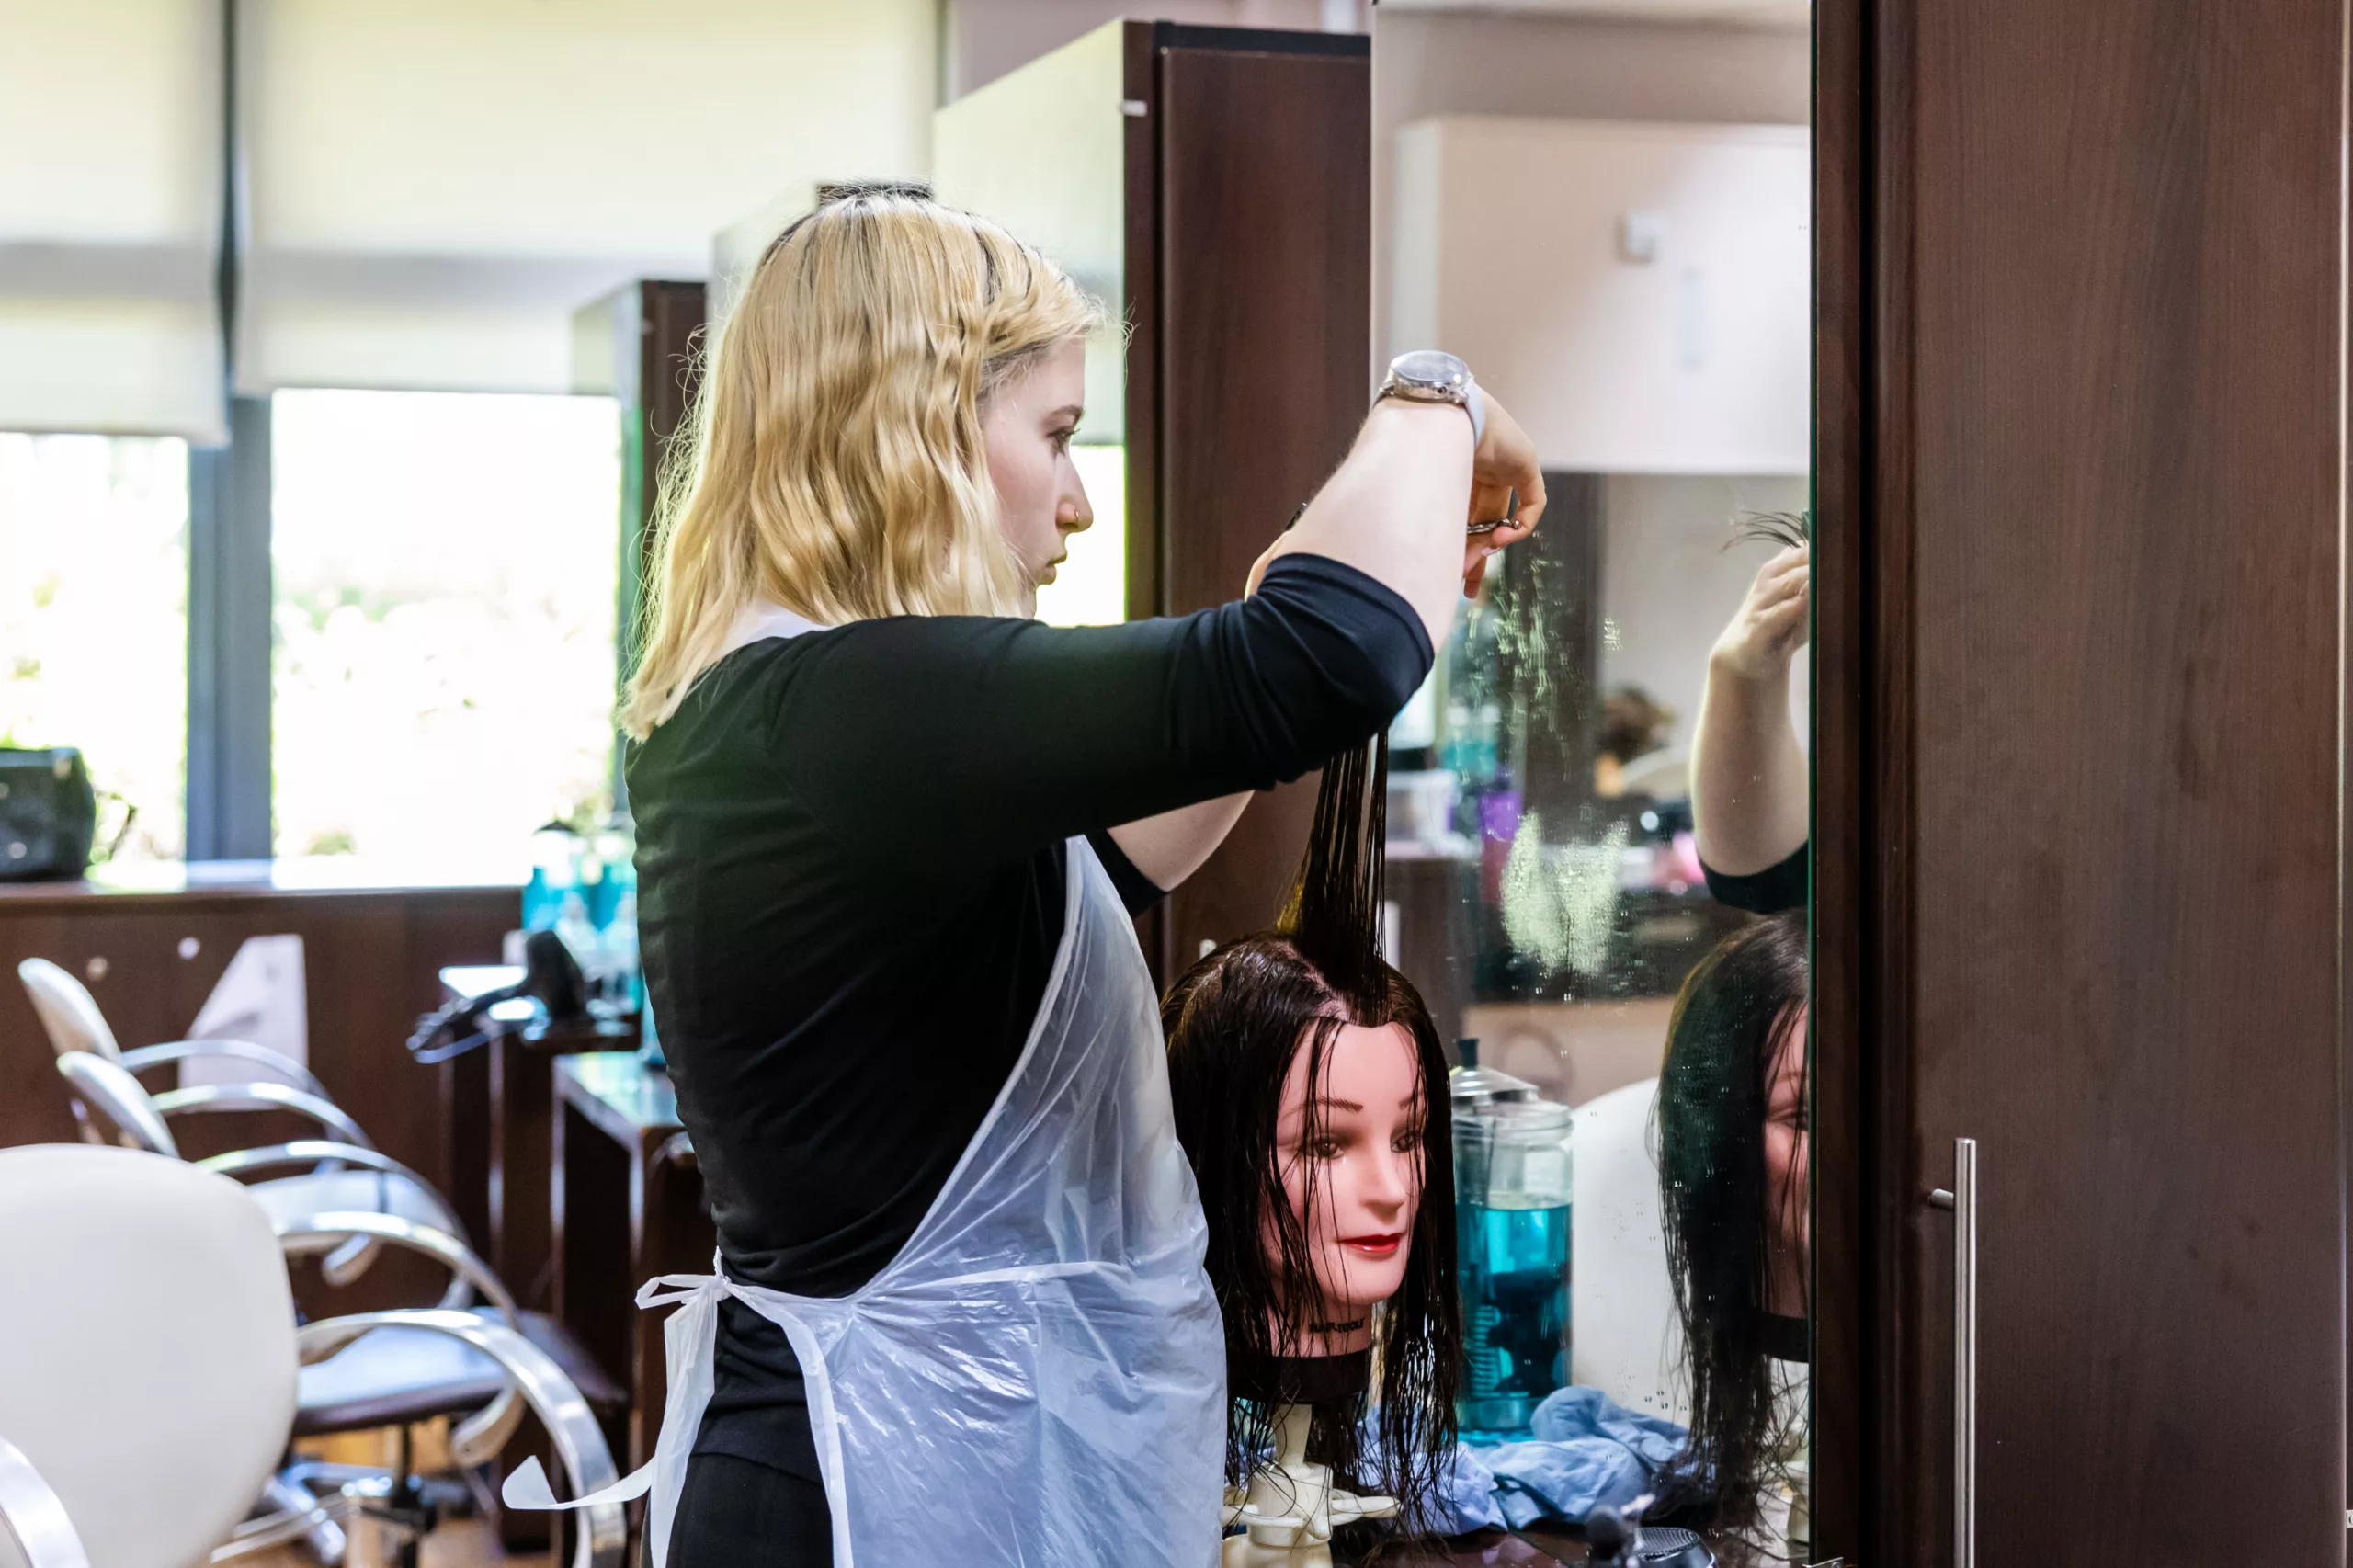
[1162, 733, 1460, 1551]
[1724, 509, 1811, 553]
[1653, 911, 1809, 1552]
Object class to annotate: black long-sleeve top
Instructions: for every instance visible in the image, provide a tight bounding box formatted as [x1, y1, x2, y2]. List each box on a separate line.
[1699, 841, 1809, 915]
[625, 553, 1433, 1475]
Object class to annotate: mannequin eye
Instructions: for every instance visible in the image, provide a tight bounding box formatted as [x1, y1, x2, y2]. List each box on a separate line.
[1305, 1136, 1346, 1160]
[1392, 1126, 1425, 1153]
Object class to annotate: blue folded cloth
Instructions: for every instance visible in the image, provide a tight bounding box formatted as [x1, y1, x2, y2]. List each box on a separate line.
[1413, 1386, 1690, 1535]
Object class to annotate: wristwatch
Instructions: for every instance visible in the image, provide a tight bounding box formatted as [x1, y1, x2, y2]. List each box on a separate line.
[1376, 350, 1486, 446]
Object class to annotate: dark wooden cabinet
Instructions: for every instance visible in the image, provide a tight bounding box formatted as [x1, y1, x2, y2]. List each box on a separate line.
[1813, 1, 2347, 1561]
[1126, 24, 1372, 983]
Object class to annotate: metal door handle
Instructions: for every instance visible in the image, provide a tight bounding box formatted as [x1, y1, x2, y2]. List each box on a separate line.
[1927, 1136, 1978, 1568]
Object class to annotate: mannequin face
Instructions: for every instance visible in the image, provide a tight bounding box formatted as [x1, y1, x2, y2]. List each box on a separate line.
[981, 337, 1093, 615]
[1763, 1003, 1809, 1316]
[1271, 1019, 1426, 1349]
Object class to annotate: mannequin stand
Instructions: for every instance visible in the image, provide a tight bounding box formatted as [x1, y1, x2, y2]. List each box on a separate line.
[1221, 1403, 1398, 1568]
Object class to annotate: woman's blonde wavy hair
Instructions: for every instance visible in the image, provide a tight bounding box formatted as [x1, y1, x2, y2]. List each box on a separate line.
[620, 189, 1104, 738]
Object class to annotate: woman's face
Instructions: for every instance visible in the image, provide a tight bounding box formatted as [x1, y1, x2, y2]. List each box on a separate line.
[1272, 1018, 1426, 1350]
[981, 337, 1093, 614]
[1763, 1003, 1809, 1315]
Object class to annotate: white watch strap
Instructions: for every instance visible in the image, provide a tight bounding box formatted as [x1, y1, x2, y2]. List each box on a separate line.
[1463, 376, 1487, 449]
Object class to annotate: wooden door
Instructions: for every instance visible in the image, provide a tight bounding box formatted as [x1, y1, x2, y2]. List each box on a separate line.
[1123, 23, 1373, 982]
[1813, 1, 2347, 1561]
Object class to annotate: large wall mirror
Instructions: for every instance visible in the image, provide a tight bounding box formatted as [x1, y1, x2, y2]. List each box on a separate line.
[1372, 6, 1814, 1561]
[927, 11, 1814, 1558]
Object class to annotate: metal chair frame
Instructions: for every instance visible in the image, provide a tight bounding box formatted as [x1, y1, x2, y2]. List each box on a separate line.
[0, 1434, 91, 1568]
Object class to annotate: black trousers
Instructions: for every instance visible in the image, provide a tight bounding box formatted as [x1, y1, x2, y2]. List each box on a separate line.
[667, 1451, 834, 1566]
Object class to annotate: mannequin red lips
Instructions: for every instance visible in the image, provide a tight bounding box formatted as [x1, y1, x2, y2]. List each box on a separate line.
[1340, 1232, 1404, 1258]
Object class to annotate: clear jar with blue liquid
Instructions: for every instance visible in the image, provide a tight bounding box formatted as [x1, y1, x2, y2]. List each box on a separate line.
[1451, 1052, 1573, 1441]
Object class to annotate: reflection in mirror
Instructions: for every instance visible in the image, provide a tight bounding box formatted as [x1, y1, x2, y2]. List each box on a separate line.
[1373, 5, 1812, 1562]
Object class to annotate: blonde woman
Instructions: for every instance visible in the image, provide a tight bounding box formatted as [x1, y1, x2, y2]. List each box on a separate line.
[605, 191, 1540, 1566]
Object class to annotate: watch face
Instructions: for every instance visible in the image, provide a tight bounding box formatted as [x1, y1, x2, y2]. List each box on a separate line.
[1391, 349, 1470, 392]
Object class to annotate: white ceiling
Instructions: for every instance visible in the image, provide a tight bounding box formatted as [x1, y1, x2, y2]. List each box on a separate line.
[1379, 0, 1808, 27]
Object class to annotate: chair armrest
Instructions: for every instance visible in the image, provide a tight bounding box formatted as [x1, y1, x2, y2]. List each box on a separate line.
[0, 1434, 90, 1568]
[198, 1142, 468, 1244]
[119, 1040, 331, 1102]
[149, 1082, 373, 1151]
[297, 1311, 627, 1568]
[275, 1210, 513, 1319]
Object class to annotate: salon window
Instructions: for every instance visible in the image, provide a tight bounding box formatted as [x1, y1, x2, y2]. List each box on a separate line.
[269, 389, 620, 861]
[0, 432, 190, 861]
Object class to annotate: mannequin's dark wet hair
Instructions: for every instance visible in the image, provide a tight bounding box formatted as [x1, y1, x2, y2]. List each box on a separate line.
[1163, 734, 1460, 1551]
[1652, 912, 1809, 1552]
[1724, 509, 1810, 552]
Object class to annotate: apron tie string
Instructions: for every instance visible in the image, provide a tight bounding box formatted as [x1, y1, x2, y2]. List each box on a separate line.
[500, 1265, 733, 1512]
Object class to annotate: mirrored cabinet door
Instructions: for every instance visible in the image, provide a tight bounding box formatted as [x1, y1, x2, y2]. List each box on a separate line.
[1374, 8, 1813, 1563]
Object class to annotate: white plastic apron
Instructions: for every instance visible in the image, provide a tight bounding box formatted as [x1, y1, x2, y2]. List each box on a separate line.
[507, 601, 1226, 1568]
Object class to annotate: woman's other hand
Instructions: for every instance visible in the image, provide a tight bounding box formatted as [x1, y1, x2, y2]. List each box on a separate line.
[1710, 544, 1811, 681]
[1462, 395, 1545, 597]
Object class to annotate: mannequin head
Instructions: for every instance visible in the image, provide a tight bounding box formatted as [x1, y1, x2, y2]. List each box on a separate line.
[1164, 736, 1460, 1535]
[1167, 949, 1452, 1350]
[1273, 1016, 1425, 1347]
[1653, 911, 1810, 1538]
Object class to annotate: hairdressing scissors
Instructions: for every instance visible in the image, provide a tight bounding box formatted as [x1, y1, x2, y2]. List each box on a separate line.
[1465, 489, 1522, 538]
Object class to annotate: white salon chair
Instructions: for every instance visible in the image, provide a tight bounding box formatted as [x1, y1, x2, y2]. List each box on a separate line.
[55, 1050, 459, 1290]
[0, 1143, 628, 1568]
[19, 957, 332, 1105]
[1569, 1076, 1688, 1425]
[51, 1055, 628, 1566]
[31, 952, 450, 1293]
[0, 1145, 297, 1568]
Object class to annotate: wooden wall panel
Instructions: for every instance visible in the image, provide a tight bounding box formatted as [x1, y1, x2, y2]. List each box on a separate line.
[1141, 30, 1372, 978]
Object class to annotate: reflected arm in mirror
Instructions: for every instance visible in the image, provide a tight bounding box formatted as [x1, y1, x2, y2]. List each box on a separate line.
[1691, 545, 1810, 877]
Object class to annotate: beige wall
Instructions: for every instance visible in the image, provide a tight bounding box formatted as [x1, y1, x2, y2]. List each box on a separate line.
[1392, 116, 1809, 472]
[1373, 10, 1809, 368]
[1601, 472, 1810, 761]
